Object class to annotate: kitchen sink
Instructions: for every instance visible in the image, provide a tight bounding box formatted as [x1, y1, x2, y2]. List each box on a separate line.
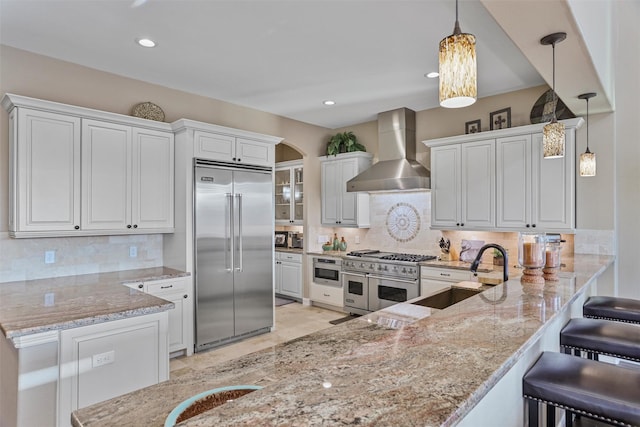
[411, 287, 482, 310]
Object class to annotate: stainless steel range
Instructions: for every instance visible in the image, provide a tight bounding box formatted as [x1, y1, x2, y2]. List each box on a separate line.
[342, 250, 437, 315]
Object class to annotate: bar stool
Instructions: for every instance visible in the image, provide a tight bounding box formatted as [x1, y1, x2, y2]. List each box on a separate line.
[584, 296, 640, 324]
[560, 317, 640, 362]
[523, 351, 640, 427]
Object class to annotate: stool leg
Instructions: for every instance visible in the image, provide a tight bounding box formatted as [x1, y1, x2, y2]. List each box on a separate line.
[528, 399, 539, 427]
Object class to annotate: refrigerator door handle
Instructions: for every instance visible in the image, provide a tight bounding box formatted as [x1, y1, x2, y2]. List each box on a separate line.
[236, 193, 243, 272]
[226, 193, 234, 272]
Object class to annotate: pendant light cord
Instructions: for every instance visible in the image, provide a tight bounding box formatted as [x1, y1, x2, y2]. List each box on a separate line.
[586, 97, 590, 152]
[453, 0, 461, 35]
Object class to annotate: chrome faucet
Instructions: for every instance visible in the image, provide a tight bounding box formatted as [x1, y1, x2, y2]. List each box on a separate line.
[470, 244, 509, 282]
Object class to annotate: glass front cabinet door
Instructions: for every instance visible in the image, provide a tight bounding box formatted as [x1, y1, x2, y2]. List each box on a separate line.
[275, 160, 303, 225]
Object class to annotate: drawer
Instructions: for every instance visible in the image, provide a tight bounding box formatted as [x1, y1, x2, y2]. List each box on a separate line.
[146, 279, 187, 295]
[420, 267, 472, 282]
[278, 252, 302, 263]
[310, 282, 343, 307]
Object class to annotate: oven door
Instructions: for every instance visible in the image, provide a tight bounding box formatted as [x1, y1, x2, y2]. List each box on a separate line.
[313, 258, 341, 287]
[342, 271, 369, 314]
[368, 275, 419, 311]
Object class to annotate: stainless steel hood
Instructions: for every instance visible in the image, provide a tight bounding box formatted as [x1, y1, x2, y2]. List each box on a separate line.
[346, 108, 430, 192]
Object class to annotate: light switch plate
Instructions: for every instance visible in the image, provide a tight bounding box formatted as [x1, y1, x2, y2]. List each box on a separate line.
[45, 250, 55, 264]
[129, 246, 137, 258]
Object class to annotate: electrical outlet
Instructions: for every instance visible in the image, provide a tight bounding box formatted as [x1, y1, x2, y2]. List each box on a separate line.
[45, 250, 55, 264]
[355, 235, 360, 244]
[44, 292, 55, 307]
[129, 246, 137, 258]
[92, 350, 115, 368]
[317, 235, 329, 244]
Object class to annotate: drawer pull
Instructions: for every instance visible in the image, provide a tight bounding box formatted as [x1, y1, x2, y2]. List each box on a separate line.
[160, 285, 173, 289]
[323, 293, 330, 297]
[440, 273, 451, 277]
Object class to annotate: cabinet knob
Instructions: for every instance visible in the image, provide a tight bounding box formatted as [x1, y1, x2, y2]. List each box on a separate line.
[183, 294, 188, 299]
[127, 224, 132, 229]
[232, 157, 236, 161]
[456, 223, 460, 226]
[133, 224, 138, 229]
[74, 225, 80, 230]
[532, 224, 536, 228]
[237, 158, 241, 162]
[460, 223, 464, 227]
[526, 224, 530, 228]
[138, 284, 143, 289]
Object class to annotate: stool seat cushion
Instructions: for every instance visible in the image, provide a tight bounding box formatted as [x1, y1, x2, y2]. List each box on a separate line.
[584, 296, 640, 324]
[561, 318, 640, 361]
[523, 352, 640, 426]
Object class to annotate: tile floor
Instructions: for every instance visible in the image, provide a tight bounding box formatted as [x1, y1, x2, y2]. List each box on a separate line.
[170, 302, 344, 379]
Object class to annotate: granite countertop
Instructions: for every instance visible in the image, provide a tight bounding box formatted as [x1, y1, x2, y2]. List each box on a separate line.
[72, 255, 614, 427]
[0, 267, 189, 342]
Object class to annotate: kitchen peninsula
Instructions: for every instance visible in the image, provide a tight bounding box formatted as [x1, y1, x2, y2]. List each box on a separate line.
[0, 267, 189, 427]
[73, 254, 613, 426]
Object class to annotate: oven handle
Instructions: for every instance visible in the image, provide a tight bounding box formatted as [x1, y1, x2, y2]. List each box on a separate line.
[368, 275, 417, 285]
[341, 271, 367, 278]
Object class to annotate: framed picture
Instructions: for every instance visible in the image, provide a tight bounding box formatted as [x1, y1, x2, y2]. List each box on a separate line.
[465, 119, 481, 134]
[490, 107, 512, 130]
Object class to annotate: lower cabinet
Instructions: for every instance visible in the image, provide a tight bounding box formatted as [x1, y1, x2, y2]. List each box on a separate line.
[309, 282, 343, 307]
[125, 277, 193, 356]
[58, 312, 169, 427]
[420, 267, 473, 296]
[275, 252, 302, 299]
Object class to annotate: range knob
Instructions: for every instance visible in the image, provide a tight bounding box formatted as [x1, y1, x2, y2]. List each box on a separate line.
[359, 263, 365, 268]
[402, 267, 407, 274]
[383, 265, 388, 271]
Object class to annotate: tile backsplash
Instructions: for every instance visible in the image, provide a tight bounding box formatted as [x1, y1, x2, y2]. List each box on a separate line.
[0, 233, 163, 283]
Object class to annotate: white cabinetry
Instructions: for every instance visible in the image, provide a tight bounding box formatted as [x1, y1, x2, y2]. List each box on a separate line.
[275, 251, 302, 299]
[2, 93, 175, 238]
[58, 312, 169, 427]
[82, 120, 174, 232]
[424, 118, 582, 232]
[320, 152, 372, 227]
[125, 277, 193, 356]
[8, 107, 81, 233]
[194, 130, 273, 166]
[497, 133, 575, 230]
[275, 160, 303, 225]
[430, 140, 495, 229]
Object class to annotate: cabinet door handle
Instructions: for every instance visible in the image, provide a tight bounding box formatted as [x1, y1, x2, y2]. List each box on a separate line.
[456, 223, 460, 226]
[532, 224, 536, 228]
[138, 284, 144, 289]
[526, 224, 530, 228]
[133, 224, 138, 229]
[237, 158, 241, 162]
[127, 224, 132, 229]
[232, 157, 237, 161]
[160, 285, 173, 289]
[460, 223, 464, 227]
[74, 225, 80, 230]
[183, 294, 188, 299]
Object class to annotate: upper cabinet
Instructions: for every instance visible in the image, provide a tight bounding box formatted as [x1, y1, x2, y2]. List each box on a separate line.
[431, 139, 495, 230]
[193, 129, 273, 167]
[2, 94, 175, 238]
[275, 160, 303, 225]
[9, 108, 81, 233]
[320, 152, 372, 228]
[424, 118, 583, 233]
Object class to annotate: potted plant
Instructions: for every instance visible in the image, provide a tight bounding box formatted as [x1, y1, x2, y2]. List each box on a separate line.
[326, 131, 366, 156]
[493, 249, 504, 266]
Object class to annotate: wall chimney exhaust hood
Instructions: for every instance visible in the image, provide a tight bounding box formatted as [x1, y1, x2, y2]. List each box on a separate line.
[346, 108, 430, 192]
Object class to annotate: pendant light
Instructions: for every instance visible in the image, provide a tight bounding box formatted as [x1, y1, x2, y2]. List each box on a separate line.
[578, 92, 597, 177]
[540, 32, 567, 158]
[438, 0, 477, 108]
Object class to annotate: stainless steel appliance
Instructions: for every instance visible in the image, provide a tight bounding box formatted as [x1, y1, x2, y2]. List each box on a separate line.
[290, 232, 303, 249]
[342, 250, 437, 315]
[313, 257, 341, 287]
[194, 159, 273, 352]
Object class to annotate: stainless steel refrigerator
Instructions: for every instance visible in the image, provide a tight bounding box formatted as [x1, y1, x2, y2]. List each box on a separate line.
[194, 159, 273, 352]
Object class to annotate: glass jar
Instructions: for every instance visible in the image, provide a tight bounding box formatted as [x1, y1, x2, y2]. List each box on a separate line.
[518, 232, 546, 269]
[545, 240, 561, 269]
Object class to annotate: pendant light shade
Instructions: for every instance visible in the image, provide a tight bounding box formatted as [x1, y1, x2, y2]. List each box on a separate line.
[578, 92, 597, 177]
[540, 32, 566, 159]
[439, 0, 477, 108]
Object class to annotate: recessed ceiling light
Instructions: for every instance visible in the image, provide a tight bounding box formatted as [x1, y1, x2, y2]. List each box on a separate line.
[425, 72, 439, 79]
[136, 38, 156, 48]
[323, 100, 336, 106]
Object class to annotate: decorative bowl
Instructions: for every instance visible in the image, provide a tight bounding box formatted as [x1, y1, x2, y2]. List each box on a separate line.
[322, 244, 333, 251]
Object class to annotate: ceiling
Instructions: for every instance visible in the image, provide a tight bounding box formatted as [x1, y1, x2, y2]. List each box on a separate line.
[0, 0, 546, 129]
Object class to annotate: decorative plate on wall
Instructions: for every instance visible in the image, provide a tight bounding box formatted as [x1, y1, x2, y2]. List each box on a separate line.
[386, 202, 420, 242]
[131, 101, 165, 122]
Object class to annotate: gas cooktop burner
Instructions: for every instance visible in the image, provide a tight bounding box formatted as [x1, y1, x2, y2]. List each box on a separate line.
[346, 250, 437, 263]
[380, 253, 437, 262]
